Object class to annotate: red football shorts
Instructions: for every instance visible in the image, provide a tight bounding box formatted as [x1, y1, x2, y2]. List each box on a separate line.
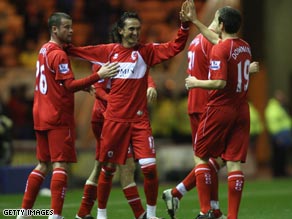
[35, 127, 77, 163]
[194, 104, 250, 162]
[92, 121, 134, 160]
[189, 112, 203, 144]
[98, 119, 156, 164]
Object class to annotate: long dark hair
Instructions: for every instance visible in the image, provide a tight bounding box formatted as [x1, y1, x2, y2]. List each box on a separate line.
[108, 12, 141, 43]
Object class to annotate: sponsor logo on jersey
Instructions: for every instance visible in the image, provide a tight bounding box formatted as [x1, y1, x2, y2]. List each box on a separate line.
[114, 61, 146, 79]
[210, 60, 221, 70]
[59, 63, 69, 74]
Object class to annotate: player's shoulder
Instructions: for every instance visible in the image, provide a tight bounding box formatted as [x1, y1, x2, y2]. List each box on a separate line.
[189, 34, 201, 47]
[134, 42, 155, 54]
[44, 42, 66, 56]
[237, 38, 251, 47]
[37, 42, 66, 60]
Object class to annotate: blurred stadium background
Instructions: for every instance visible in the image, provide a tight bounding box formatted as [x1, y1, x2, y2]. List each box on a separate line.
[0, 0, 292, 193]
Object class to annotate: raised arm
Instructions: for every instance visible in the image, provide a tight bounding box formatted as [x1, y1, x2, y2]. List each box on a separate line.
[183, 0, 220, 45]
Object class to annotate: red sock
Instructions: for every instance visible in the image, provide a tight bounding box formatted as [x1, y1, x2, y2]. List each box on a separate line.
[77, 182, 97, 217]
[141, 164, 158, 206]
[22, 170, 45, 209]
[182, 168, 197, 191]
[171, 188, 183, 200]
[195, 164, 212, 214]
[123, 184, 145, 219]
[50, 168, 67, 215]
[172, 168, 196, 200]
[208, 158, 220, 202]
[228, 171, 244, 219]
[97, 166, 116, 209]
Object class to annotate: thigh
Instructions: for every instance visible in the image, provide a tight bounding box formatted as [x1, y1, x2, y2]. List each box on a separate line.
[48, 127, 77, 163]
[99, 120, 131, 164]
[131, 120, 156, 160]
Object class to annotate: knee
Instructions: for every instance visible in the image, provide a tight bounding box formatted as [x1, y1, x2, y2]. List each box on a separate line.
[139, 158, 157, 179]
[101, 163, 117, 177]
[52, 162, 68, 171]
[226, 161, 241, 172]
[120, 158, 136, 173]
[35, 162, 50, 175]
[194, 155, 208, 166]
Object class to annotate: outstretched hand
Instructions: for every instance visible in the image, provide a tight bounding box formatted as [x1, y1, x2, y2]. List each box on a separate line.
[97, 62, 119, 79]
[180, 0, 197, 23]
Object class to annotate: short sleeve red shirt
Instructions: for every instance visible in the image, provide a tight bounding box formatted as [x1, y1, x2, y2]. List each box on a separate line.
[208, 38, 252, 106]
[33, 42, 75, 130]
[187, 34, 213, 114]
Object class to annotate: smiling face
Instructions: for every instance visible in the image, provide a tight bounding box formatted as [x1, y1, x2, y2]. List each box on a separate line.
[119, 18, 141, 48]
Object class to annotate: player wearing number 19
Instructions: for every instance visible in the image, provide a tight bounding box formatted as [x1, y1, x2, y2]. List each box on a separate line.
[16, 12, 119, 219]
[184, 2, 252, 219]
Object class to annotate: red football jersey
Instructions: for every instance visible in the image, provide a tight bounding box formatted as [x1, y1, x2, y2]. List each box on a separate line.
[68, 27, 189, 122]
[91, 64, 157, 123]
[208, 38, 252, 106]
[33, 42, 75, 130]
[187, 33, 213, 114]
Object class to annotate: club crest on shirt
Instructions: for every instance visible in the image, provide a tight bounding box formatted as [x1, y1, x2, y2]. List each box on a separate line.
[210, 60, 221, 70]
[59, 63, 69, 74]
[107, 151, 114, 158]
[131, 51, 138, 61]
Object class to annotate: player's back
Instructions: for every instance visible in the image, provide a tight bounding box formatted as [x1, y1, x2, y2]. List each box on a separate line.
[187, 34, 213, 114]
[208, 38, 252, 106]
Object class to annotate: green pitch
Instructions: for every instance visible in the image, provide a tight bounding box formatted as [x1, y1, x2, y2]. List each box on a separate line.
[1, 178, 292, 219]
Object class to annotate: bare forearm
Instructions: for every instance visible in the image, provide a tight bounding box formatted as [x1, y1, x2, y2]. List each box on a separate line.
[192, 20, 219, 45]
[186, 78, 226, 90]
